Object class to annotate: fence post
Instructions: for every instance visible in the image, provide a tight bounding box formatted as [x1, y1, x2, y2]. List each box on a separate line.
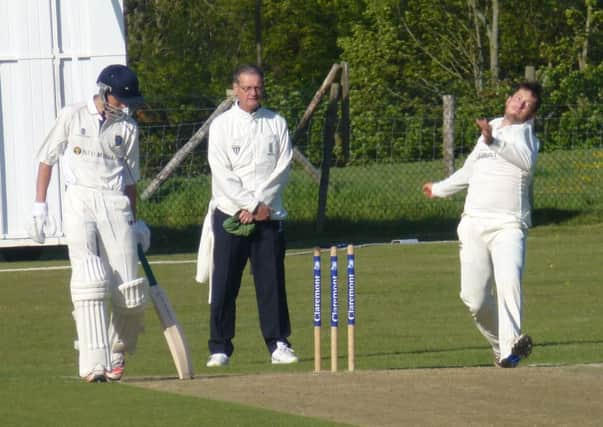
[340, 62, 350, 165]
[442, 95, 455, 176]
[525, 65, 536, 82]
[316, 83, 341, 232]
[291, 63, 342, 184]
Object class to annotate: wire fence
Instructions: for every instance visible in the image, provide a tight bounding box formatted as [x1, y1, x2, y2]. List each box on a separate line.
[137, 112, 603, 248]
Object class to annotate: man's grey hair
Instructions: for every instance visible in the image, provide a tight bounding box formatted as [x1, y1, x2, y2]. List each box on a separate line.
[233, 64, 264, 84]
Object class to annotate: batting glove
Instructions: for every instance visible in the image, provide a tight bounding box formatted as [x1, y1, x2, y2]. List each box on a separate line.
[28, 202, 48, 244]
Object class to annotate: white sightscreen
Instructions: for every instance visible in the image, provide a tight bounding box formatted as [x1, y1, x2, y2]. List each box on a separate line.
[0, 0, 126, 247]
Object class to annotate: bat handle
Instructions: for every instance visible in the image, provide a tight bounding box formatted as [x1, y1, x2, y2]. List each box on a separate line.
[137, 244, 158, 287]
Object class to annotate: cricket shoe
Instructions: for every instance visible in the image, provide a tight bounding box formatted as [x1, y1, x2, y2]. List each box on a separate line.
[497, 334, 533, 368]
[83, 364, 108, 383]
[206, 353, 229, 367]
[106, 354, 126, 381]
[271, 341, 299, 364]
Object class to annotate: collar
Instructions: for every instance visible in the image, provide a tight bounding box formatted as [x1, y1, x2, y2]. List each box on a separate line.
[234, 101, 262, 119]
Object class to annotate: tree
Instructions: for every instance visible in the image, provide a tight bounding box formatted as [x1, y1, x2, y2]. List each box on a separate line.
[469, 0, 499, 86]
[255, 0, 263, 67]
[572, 0, 603, 70]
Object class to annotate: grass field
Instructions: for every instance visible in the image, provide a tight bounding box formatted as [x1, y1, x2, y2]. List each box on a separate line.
[1, 223, 602, 426]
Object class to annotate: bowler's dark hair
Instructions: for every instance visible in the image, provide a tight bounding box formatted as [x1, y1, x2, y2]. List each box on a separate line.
[233, 64, 264, 84]
[513, 81, 543, 113]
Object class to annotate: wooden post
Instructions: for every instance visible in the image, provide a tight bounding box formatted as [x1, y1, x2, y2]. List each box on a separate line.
[340, 62, 350, 165]
[316, 83, 340, 232]
[442, 95, 455, 176]
[292, 148, 321, 184]
[292, 63, 342, 145]
[525, 65, 536, 82]
[289, 64, 342, 185]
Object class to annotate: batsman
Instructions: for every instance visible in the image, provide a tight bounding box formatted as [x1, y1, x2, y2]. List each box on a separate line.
[29, 64, 151, 382]
[423, 81, 542, 368]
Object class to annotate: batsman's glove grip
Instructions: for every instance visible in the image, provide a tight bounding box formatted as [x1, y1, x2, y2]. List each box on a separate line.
[223, 214, 256, 237]
[134, 220, 151, 252]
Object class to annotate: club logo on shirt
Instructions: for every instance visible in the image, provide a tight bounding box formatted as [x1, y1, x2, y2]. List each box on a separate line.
[115, 135, 123, 146]
[477, 150, 497, 160]
[268, 143, 274, 155]
[80, 128, 86, 136]
[232, 145, 241, 155]
[72, 146, 115, 161]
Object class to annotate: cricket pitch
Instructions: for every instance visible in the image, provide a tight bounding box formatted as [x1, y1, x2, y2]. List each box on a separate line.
[127, 364, 603, 426]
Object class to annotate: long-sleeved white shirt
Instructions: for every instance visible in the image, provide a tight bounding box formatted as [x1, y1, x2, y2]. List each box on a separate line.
[36, 98, 140, 192]
[432, 117, 540, 228]
[208, 103, 292, 219]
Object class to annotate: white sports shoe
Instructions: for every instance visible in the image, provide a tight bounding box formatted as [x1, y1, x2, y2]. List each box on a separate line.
[106, 353, 125, 381]
[83, 364, 107, 383]
[206, 353, 229, 367]
[271, 341, 299, 364]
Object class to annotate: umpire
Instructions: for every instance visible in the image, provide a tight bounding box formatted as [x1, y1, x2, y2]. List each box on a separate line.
[204, 64, 298, 367]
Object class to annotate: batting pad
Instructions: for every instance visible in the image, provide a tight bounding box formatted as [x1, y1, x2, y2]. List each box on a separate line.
[70, 255, 111, 377]
[109, 278, 149, 354]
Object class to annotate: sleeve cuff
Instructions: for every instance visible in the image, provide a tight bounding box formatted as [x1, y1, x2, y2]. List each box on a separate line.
[431, 182, 443, 198]
[246, 199, 261, 213]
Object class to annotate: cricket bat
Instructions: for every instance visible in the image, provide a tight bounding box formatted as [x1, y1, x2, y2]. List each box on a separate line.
[138, 245, 194, 379]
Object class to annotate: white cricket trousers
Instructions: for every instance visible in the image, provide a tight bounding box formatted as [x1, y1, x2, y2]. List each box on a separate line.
[64, 185, 139, 288]
[63, 185, 140, 376]
[457, 215, 527, 360]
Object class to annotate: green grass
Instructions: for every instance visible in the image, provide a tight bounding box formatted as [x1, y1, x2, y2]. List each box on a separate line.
[1, 222, 603, 425]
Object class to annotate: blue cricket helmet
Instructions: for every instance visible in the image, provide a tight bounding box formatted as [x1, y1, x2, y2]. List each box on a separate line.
[96, 64, 144, 106]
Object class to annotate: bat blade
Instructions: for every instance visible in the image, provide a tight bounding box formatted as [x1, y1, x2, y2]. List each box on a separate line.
[138, 245, 194, 380]
[150, 286, 194, 379]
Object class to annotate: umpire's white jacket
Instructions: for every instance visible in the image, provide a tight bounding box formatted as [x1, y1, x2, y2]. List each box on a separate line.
[208, 102, 292, 219]
[196, 102, 292, 288]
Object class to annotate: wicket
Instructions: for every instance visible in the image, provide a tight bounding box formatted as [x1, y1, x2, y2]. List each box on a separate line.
[313, 244, 356, 373]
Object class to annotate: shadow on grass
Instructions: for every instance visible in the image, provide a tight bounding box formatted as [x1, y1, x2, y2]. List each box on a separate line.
[150, 225, 203, 255]
[285, 218, 460, 249]
[145, 217, 462, 254]
[532, 207, 581, 225]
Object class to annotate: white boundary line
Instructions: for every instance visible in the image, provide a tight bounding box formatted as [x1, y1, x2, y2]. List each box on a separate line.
[0, 265, 72, 273]
[0, 240, 456, 274]
[0, 259, 196, 274]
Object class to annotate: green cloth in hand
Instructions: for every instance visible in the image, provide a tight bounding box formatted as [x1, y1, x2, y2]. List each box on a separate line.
[223, 214, 256, 236]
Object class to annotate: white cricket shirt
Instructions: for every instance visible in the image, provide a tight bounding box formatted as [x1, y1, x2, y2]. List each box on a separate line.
[208, 103, 292, 219]
[36, 98, 140, 192]
[432, 117, 540, 228]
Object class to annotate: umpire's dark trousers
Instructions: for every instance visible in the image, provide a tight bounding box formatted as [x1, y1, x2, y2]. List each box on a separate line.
[209, 209, 292, 356]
